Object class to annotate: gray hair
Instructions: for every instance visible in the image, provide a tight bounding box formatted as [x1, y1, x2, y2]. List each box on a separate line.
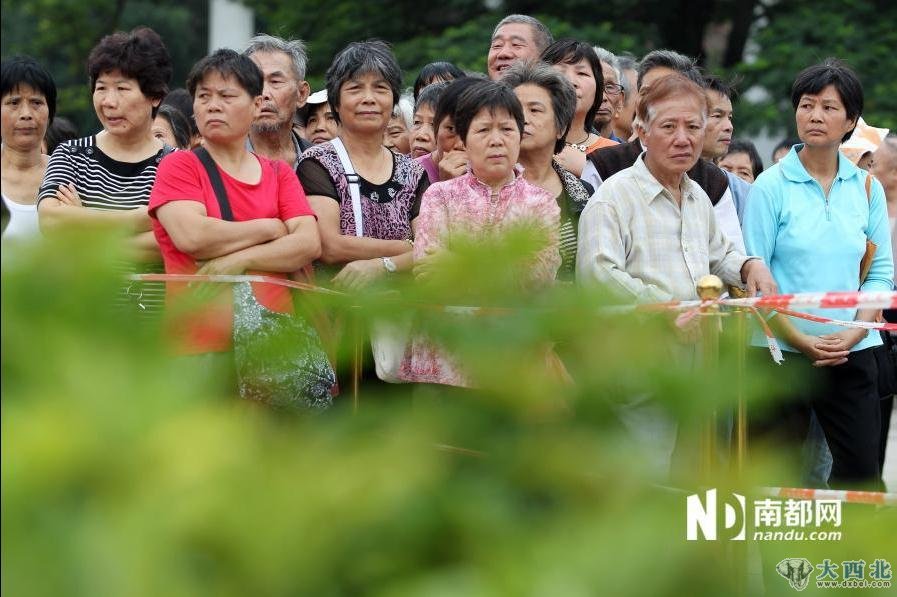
[492, 14, 553, 53]
[243, 34, 308, 81]
[637, 49, 702, 90]
[325, 40, 403, 125]
[615, 54, 639, 96]
[593, 46, 621, 85]
[393, 92, 414, 128]
[501, 60, 576, 154]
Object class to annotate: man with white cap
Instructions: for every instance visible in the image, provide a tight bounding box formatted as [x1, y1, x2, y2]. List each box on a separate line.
[303, 89, 339, 146]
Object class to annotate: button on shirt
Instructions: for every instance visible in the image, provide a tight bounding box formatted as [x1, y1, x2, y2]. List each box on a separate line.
[577, 154, 749, 302]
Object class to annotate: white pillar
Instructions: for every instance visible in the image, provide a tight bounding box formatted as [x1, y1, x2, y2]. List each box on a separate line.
[209, 0, 254, 52]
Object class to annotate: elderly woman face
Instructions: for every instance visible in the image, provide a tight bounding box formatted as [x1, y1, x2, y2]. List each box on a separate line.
[193, 71, 260, 144]
[337, 71, 393, 134]
[93, 69, 159, 139]
[513, 83, 559, 154]
[464, 106, 521, 185]
[1, 84, 50, 152]
[385, 113, 410, 154]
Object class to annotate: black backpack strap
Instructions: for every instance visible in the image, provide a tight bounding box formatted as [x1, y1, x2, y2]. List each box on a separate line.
[193, 146, 233, 221]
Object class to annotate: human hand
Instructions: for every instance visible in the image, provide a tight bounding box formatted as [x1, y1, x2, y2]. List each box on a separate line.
[263, 218, 289, 241]
[412, 247, 446, 282]
[55, 183, 82, 207]
[332, 258, 385, 291]
[195, 252, 247, 276]
[741, 259, 778, 297]
[437, 150, 467, 180]
[790, 332, 851, 367]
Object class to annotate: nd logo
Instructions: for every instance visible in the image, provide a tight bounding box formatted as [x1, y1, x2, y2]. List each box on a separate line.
[686, 489, 746, 541]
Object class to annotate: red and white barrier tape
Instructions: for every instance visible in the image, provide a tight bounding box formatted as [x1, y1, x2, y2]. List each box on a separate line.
[762, 487, 897, 507]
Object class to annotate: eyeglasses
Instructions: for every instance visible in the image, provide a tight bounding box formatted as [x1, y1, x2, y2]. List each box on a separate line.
[603, 83, 624, 96]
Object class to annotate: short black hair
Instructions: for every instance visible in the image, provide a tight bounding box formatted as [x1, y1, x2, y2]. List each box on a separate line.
[87, 27, 171, 116]
[434, 76, 486, 133]
[540, 39, 604, 137]
[791, 58, 863, 143]
[155, 103, 191, 149]
[186, 49, 263, 99]
[161, 88, 198, 138]
[703, 73, 739, 102]
[637, 49, 702, 90]
[1, 55, 58, 123]
[452, 79, 525, 144]
[413, 62, 466, 101]
[726, 139, 764, 181]
[415, 81, 449, 114]
[44, 116, 78, 155]
[325, 40, 402, 125]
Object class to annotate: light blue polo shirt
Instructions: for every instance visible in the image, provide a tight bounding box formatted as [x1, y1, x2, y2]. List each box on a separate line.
[742, 144, 893, 353]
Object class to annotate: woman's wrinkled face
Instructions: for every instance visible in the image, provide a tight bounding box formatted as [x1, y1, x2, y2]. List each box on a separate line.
[93, 70, 158, 138]
[337, 71, 393, 134]
[795, 84, 856, 149]
[193, 71, 260, 144]
[384, 113, 410, 154]
[1, 84, 50, 152]
[410, 103, 436, 158]
[719, 151, 755, 183]
[514, 83, 560, 154]
[306, 102, 339, 145]
[464, 106, 521, 184]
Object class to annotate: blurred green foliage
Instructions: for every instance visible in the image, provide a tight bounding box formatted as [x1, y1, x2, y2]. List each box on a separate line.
[4, 230, 896, 595]
[3, 0, 896, 139]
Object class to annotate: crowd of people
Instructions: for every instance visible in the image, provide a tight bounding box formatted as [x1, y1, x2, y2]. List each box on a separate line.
[2, 14, 895, 489]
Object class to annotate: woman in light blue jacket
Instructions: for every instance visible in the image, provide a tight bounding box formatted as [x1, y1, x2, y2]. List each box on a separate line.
[742, 59, 893, 489]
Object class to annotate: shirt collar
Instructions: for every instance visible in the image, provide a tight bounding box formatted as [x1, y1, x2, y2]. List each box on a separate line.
[780, 143, 861, 183]
[464, 164, 525, 193]
[632, 153, 697, 205]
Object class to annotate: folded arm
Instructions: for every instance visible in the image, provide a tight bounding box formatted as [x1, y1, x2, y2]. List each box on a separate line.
[153, 200, 288, 259]
[308, 195, 412, 265]
[196, 215, 321, 275]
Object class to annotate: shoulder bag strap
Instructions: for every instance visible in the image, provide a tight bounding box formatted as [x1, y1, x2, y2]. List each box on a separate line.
[193, 146, 234, 222]
[330, 137, 364, 237]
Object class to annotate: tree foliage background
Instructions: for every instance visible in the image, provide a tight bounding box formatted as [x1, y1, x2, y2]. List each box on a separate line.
[2, 0, 895, 139]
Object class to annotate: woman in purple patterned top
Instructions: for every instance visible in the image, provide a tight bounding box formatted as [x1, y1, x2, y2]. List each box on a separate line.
[297, 41, 428, 289]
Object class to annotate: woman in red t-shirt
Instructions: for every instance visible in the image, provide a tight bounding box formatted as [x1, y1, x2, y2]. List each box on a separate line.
[149, 49, 321, 355]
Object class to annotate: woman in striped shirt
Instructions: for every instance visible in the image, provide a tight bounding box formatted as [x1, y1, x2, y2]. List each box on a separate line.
[37, 27, 173, 315]
[502, 60, 595, 280]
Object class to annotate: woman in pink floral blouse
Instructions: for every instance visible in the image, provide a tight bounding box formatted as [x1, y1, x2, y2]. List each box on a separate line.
[399, 79, 561, 387]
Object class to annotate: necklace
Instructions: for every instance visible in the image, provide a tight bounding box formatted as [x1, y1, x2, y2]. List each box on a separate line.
[564, 133, 592, 153]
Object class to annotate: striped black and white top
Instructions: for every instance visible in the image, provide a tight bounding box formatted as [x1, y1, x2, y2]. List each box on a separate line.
[38, 135, 172, 316]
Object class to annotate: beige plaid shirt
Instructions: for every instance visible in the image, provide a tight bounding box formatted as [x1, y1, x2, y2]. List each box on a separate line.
[576, 155, 749, 302]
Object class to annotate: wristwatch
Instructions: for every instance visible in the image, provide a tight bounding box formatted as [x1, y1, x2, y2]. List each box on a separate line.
[381, 256, 397, 273]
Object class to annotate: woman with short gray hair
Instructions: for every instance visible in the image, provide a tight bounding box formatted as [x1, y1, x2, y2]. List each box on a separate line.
[297, 41, 428, 290]
[502, 61, 595, 279]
